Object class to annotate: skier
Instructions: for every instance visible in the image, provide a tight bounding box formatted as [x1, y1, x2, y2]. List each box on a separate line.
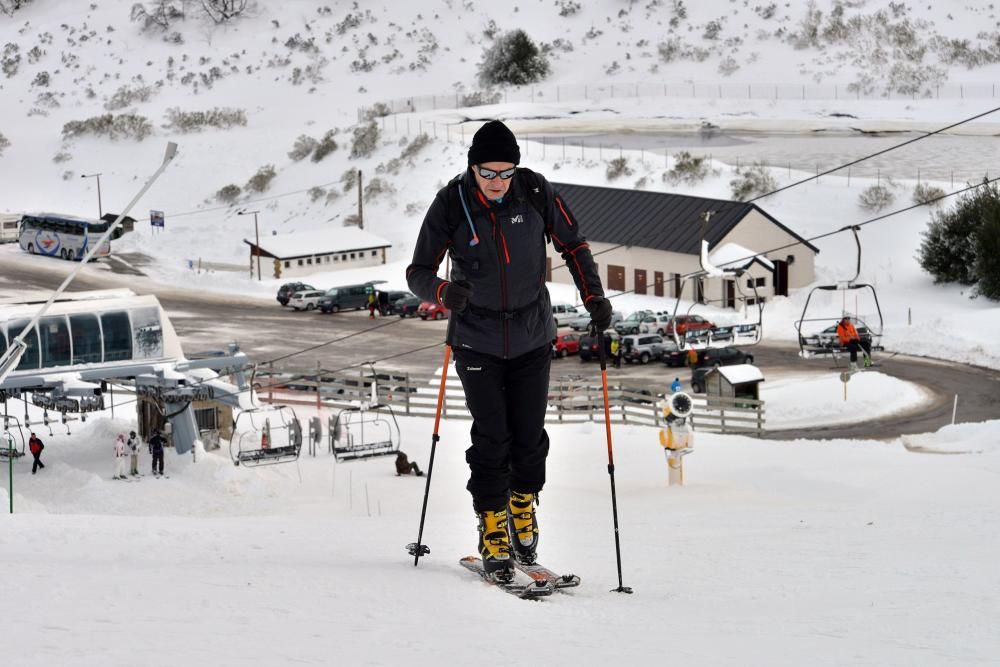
[127, 430, 140, 476]
[610, 337, 622, 369]
[670, 377, 682, 394]
[28, 432, 45, 474]
[836, 315, 872, 371]
[114, 433, 128, 480]
[395, 450, 423, 477]
[406, 120, 611, 582]
[367, 291, 378, 319]
[148, 428, 166, 476]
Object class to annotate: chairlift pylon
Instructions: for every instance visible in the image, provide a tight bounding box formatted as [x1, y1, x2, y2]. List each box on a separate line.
[794, 226, 885, 360]
[668, 212, 765, 351]
[230, 405, 303, 467]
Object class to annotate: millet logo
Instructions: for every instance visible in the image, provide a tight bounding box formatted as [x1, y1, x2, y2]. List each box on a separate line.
[510, 214, 524, 225]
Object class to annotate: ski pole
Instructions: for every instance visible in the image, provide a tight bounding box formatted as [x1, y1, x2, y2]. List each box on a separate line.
[597, 329, 633, 594]
[407, 316, 455, 566]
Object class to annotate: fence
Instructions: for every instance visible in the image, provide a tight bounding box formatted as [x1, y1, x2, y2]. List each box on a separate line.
[359, 81, 1000, 120]
[255, 366, 765, 437]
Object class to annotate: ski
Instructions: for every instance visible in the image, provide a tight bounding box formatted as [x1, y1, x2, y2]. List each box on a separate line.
[459, 556, 554, 599]
[512, 559, 581, 589]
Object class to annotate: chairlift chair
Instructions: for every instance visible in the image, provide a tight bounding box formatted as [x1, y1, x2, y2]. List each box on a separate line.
[668, 212, 765, 352]
[230, 405, 303, 467]
[794, 226, 885, 360]
[328, 374, 401, 462]
[1, 414, 26, 461]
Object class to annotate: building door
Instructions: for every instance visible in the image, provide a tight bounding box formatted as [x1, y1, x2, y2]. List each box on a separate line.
[545, 256, 552, 282]
[654, 271, 664, 297]
[773, 259, 789, 296]
[608, 265, 625, 291]
[673, 273, 682, 299]
[696, 278, 705, 304]
[724, 280, 736, 308]
[634, 269, 647, 295]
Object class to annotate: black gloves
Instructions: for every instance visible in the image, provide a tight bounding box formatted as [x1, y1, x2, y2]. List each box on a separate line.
[585, 297, 613, 331]
[441, 280, 473, 313]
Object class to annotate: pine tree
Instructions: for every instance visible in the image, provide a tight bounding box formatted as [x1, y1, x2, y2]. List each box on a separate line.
[975, 205, 1000, 300]
[917, 178, 996, 286]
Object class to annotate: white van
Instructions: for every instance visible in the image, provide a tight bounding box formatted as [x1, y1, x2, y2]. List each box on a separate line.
[0, 213, 21, 243]
[551, 303, 581, 326]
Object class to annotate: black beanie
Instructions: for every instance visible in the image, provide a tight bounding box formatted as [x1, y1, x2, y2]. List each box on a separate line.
[467, 120, 520, 166]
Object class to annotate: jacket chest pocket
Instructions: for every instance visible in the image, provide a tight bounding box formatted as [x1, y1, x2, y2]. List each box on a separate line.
[503, 208, 546, 272]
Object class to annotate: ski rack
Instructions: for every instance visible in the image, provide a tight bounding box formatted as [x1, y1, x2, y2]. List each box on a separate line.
[230, 405, 303, 467]
[794, 226, 885, 358]
[667, 211, 765, 351]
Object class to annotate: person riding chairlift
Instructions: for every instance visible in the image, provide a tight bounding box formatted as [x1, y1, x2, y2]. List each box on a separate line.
[836, 316, 872, 371]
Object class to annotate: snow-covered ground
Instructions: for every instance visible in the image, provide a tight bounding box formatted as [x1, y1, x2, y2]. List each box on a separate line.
[3, 2, 1000, 664]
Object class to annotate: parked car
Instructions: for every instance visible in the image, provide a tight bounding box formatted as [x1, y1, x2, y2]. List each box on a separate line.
[379, 290, 414, 315]
[659, 339, 688, 367]
[552, 334, 581, 358]
[289, 290, 326, 311]
[614, 310, 656, 335]
[639, 313, 677, 335]
[394, 294, 422, 318]
[664, 314, 716, 337]
[568, 310, 623, 332]
[418, 301, 450, 320]
[277, 282, 315, 306]
[551, 303, 583, 326]
[620, 334, 666, 364]
[804, 323, 874, 349]
[578, 329, 620, 362]
[319, 283, 372, 313]
[690, 346, 755, 393]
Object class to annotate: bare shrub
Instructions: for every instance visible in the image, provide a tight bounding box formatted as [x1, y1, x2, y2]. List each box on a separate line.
[105, 84, 156, 111]
[215, 184, 241, 204]
[53, 150, 73, 163]
[461, 90, 502, 107]
[913, 182, 946, 206]
[350, 121, 379, 159]
[1, 43, 20, 78]
[858, 184, 896, 211]
[730, 163, 777, 201]
[163, 107, 247, 133]
[400, 133, 430, 160]
[363, 177, 395, 201]
[666, 151, 715, 184]
[200, 0, 248, 23]
[244, 165, 277, 194]
[362, 102, 391, 120]
[0, 131, 9, 156]
[288, 134, 318, 161]
[312, 130, 338, 162]
[606, 157, 633, 181]
[130, 2, 184, 32]
[62, 113, 154, 141]
[308, 186, 327, 203]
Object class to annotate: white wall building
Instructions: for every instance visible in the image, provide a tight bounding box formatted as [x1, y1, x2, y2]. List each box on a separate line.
[244, 227, 391, 279]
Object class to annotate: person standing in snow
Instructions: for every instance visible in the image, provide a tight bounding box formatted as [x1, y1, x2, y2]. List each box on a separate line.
[670, 377, 682, 394]
[610, 336, 622, 369]
[367, 291, 378, 320]
[114, 433, 128, 480]
[148, 429, 166, 477]
[406, 120, 611, 582]
[127, 430, 141, 476]
[836, 315, 872, 371]
[395, 450, 423, 477]
[28, 432, 45, 474]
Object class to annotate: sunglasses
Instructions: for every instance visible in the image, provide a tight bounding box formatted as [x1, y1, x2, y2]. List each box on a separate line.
[476, 165, 517, 180]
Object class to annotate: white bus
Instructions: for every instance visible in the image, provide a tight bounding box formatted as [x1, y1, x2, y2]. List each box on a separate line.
[0, 213, 21, 243]
[18, 212, 111, 260]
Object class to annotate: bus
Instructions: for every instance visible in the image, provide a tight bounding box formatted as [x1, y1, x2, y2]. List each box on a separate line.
[18, 212, 111, 261]
[0, 213, 21, 243]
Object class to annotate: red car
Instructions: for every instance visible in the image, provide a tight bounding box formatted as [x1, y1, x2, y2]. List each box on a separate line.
[552, 334, 581, 358]
[418, 301, 450, 320]
[664, 314, 715, 336]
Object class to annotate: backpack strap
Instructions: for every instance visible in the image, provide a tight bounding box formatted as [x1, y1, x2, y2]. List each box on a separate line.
[516, 167, 551, 243]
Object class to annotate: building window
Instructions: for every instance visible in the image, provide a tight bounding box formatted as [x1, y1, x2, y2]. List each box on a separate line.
[333, 255, 338, 262]
[307, 258, 313, 265]
[342, 254, 347, 261]
[350, 252, 356, 259]
[70, 313, 102, 364]
[371, 250, 377, 257]
[297, 259, 303, 266]
[194, 407, 218, 431]
[101, 311, 133, 362]
[284, 261, 290, 268]
[747, 277, 766, 288]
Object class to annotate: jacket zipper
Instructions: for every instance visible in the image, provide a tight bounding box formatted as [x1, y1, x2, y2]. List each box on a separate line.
[490, 210, 510, 358]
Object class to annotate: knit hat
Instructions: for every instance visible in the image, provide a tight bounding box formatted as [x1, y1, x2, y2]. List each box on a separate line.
[467, 120, 520, 166]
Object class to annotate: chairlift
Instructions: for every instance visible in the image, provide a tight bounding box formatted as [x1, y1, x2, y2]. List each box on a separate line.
[794, 226, 884, 360]
[1, 414, 26, 461]
[329, 371, 401, 462]
[668, 212, 765, 351]
[229, 405, 303, 467]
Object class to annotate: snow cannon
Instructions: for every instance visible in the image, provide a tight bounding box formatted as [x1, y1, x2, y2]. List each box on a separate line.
[658, 391, 694, 486]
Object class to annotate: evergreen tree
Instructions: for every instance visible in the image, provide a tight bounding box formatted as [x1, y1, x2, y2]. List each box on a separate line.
[917, 178, 996, 287]
[975, 205, 1000, 300]
[477, 30, 550, 86]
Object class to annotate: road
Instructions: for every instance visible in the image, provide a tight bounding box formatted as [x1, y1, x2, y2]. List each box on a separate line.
[4, 250, 999, 440]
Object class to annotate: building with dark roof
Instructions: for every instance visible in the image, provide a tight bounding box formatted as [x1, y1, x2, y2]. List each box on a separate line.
[547, 183, 818, 308]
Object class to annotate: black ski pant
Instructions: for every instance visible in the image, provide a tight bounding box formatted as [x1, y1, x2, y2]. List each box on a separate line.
[454, 345, 551, 512]
[846, 340, 872, 363]
[32, 453, 44, 473]
[151, 451, 164, 475]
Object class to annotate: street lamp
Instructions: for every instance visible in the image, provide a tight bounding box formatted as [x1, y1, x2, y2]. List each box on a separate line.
[80, 172, 103, 218]
[238, 210, 261, 281]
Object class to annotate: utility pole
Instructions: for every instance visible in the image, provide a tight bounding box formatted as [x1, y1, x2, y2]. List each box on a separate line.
[357, 169, 364, 229]
[81, 172, 103, 218]
[238, 210, 262, 281]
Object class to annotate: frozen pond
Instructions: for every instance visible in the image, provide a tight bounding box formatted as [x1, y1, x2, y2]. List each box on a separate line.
[526, 130, 1000, 183]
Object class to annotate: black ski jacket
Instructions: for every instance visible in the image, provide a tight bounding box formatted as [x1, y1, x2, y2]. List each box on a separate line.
[406, 168, 604, 359]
